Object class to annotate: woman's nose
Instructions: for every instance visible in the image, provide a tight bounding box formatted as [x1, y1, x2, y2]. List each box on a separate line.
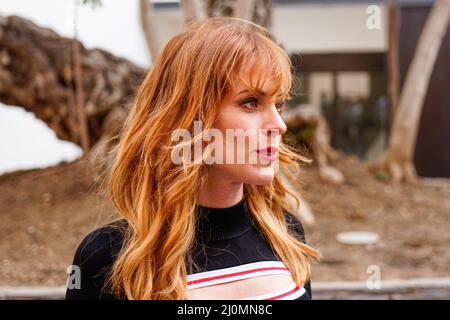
[263, 104, 287, 136]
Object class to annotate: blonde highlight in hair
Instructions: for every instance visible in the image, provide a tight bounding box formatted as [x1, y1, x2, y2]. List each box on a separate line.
[106, 17, 320, 300]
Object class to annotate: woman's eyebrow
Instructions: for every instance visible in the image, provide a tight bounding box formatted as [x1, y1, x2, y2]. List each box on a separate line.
[235, 89, 254, 96]
[235, 88, 277, 97]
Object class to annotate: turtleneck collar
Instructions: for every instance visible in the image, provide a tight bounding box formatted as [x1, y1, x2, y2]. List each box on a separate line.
[195, 196, 254, 241]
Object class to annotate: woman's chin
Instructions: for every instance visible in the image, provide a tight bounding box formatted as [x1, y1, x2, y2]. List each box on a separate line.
[245, 165, 277, 185]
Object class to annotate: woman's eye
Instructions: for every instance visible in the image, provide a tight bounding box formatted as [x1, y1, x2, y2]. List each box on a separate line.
[239, 98, 285, 113]
[275, 101, 285, 113]
[240, 98, 258, 111]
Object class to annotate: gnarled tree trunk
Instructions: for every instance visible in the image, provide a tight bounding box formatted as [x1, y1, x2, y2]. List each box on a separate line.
[0, 15, 145, 150]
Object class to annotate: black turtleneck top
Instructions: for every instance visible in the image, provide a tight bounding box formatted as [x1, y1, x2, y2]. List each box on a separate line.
[65, 197, 312, 300]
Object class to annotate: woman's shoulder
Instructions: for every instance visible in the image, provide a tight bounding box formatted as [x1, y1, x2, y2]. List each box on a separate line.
[66, 219, 128, 300]
[74, 219, 128, 260]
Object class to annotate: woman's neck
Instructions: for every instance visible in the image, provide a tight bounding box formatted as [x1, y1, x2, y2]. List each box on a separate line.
[197, 170, 244, 209]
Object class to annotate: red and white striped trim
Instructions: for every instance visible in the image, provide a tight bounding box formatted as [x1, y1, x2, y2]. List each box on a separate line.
[186, 261, 306, 300]
[241, 283, 306, 300]
[187, 261, 290, 290]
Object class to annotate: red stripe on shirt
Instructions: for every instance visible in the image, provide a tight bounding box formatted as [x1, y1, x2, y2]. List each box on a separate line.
[187, 267, 289, 286]
[265, 286, 301, 300]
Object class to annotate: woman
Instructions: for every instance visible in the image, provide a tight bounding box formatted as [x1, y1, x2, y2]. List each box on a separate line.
[65, 16, 320, 300]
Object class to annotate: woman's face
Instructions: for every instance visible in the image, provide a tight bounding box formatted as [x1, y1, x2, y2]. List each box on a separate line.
[207, 69, 287, 186]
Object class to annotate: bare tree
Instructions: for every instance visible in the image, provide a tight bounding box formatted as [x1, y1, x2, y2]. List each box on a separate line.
[180, 0, 272, 29]
[235, 0, 257, 21]
[387, 0, 400, 122]
[375, 0, 450, 183]
[72, 0, 90, 154]
[139, 0, 160, 61]
[180, 0, 207, 24]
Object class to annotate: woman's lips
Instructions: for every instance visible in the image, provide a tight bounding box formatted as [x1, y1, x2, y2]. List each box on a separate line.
[256, 146, 279, 161]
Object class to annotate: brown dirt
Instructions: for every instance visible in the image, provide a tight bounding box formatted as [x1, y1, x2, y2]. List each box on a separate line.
[0, 154, 449, 286]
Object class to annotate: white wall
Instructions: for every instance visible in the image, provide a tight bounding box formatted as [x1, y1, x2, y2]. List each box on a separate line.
[273, 2, 387, 53]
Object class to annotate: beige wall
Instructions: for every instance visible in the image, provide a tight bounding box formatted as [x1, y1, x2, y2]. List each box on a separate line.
[272, 3, 388, 54]
[153, 2, 388, 57]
